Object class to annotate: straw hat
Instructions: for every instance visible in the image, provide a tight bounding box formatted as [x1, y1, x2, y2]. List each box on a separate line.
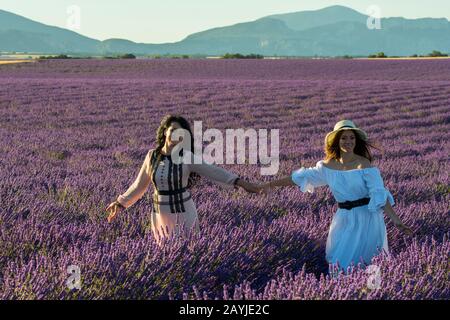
[325, 120, 368, 147]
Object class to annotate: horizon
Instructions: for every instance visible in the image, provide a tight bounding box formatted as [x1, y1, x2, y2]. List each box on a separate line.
[1, 0, 449, 44]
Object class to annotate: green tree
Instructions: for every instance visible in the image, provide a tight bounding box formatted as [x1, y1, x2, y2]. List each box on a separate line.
[428, 50, 448, 57]
[119, 53, 136, 59]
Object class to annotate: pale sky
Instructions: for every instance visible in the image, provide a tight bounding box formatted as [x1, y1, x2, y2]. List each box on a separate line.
[1, 0, 449, 43]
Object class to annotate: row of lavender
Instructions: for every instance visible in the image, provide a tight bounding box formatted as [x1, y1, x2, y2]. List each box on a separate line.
[0, 60, 449, 299]
[1, 58, 450, 81]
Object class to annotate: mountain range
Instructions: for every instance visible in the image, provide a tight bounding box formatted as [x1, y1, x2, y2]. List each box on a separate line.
[1, 5, 449, 56]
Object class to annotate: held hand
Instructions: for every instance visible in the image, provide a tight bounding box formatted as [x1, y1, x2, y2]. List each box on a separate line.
[394, 221, 413, 236]
[259, 182, 273, 195]
[237, 180, 262, 193]
[105, 201, 124, 223]
[244, 182, 263, 194]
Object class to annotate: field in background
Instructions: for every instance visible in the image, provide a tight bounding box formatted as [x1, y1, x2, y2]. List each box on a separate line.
[0, 59, 449, 299]
[2, 53, 450, 61]
[0, 60, 35, 65]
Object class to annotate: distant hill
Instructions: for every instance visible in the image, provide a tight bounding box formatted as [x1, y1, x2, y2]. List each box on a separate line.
[1, 5, 449, 56]
[0, 9, 99, 54]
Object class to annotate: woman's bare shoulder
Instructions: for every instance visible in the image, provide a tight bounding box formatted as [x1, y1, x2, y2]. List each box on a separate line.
[357, 156, 374, 169]
[322, 156, 373, 169]
[322, 158, 338, 169]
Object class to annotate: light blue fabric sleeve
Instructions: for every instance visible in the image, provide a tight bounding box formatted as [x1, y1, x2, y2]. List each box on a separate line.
[291, 161, 327, 193]
[362, 167, 395, 214]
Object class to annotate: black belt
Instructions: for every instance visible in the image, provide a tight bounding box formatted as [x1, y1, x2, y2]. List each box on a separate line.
[337, 197, 370, 210]
[155, 187, 187, 196]
[153, 187, 191, 207]
[153, 194, 192, 206]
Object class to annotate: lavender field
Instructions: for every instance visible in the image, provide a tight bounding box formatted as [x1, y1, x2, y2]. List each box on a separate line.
[0, 59, 449, 300]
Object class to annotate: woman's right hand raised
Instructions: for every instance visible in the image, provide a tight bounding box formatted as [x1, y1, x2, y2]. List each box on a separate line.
[105, 201, 124, 223]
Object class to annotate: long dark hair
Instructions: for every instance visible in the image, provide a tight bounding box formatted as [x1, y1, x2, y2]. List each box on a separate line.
[324, 129, 383, 162]
[151, 115, 200, 188]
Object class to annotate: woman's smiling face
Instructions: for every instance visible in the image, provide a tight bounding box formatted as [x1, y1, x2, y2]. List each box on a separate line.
[164, 121, 182, 148]
[339, 130, 356, 153]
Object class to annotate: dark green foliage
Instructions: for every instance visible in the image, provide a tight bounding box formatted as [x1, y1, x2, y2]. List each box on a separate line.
[222, 53, 264, 59]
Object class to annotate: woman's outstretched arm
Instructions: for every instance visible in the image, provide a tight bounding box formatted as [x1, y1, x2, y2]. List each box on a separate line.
[261, 176, 295, 193]
[383, 201, 413, 235]
[106, 150, 153, 222]
[116, 150, 153, 208]
[188, 157, 260, 193]
[235, 178, 261, 193]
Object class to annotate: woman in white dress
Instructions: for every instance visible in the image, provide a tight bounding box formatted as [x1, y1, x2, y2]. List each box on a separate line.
[261, 120, 413, 273]
[105, 115, 259, 244]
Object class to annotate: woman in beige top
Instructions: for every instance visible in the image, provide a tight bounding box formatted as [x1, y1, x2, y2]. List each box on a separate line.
[106, 115, 259, 243]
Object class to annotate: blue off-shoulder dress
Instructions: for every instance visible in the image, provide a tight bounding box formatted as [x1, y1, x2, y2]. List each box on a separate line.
[291, 160, 395, 272]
